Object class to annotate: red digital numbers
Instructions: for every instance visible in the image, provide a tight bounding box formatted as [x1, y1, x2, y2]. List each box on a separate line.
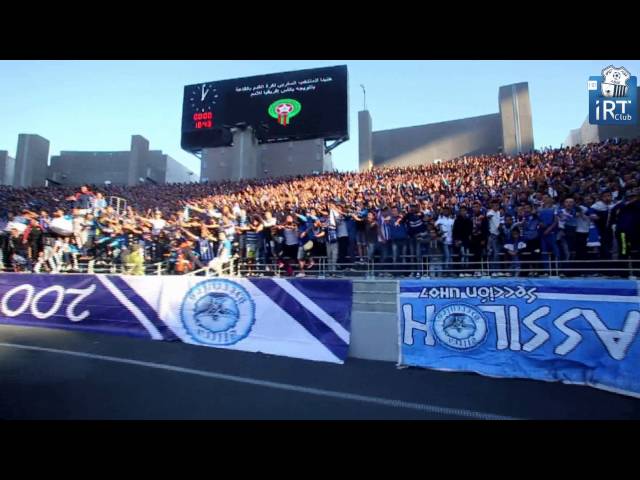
[193, 111, 214, 129]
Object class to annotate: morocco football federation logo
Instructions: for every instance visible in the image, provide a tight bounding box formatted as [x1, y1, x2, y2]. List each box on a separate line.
[268, 98, 301, 126]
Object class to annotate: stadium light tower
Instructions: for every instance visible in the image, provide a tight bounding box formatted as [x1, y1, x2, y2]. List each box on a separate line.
[360, 84, 366, 110]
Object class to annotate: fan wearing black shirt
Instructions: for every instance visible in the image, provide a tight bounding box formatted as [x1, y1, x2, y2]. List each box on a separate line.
[453, 206, 473, 273]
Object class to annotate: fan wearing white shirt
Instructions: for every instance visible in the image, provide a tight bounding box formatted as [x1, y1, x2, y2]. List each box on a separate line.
[138, 211, 167, 236]
[435, 207, 454, 275]
[486, 200, 502, 273]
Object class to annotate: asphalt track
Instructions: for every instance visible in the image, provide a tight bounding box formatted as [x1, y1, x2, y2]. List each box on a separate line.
[0, 324, 639, 420]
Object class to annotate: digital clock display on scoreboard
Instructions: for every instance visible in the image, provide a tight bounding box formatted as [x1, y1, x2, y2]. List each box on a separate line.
[181, 65, 348, 152]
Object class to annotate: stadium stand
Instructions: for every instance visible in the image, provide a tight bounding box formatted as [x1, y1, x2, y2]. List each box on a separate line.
[1, 138, 638, 278]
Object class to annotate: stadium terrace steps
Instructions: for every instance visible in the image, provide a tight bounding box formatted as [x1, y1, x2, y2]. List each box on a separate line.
[352, 279, 398, 313]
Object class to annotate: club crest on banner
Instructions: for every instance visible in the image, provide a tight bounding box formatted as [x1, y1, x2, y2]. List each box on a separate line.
[433, 304, 488, 351]
[180, 279, 256, 346]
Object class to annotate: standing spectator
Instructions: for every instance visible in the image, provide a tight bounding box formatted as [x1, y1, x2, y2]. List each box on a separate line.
[66, 185, 96, 213]
[278, 215, 299, 276]
[612, 188, 640, 277]
[208, 231, 232, 277]
[261, 211, 277, 266]
[92, 192, 107, 216]
[575, 197, 591, 267]
[426, 229, 444, 278]
[435, 207, 454, 275]
[389, 206, 409, 266]
[486, 200, 502, 273]
[326, 210, 339, 275]
[364, 211, 381, 263]
[453, 206, 472, 275]
[123, 243, 145, 275]
[7, 227, 31, 271]
[558, 198, 578, 272]
[504, 227, 527, 277]
[405, 204, 427, 267]
[521, 205, 542, 276]
[538, 196, 559, 272]
[469, 202, 488, 275]
[330, 202, 350, 268]
[242, 217, 263, 274]
[591, 191, 617, 261]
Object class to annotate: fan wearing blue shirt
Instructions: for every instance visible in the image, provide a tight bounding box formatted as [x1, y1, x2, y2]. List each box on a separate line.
[538, 196, 560, 271]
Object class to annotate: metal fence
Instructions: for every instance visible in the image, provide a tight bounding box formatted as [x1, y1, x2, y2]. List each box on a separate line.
[214, 252, 640, 279]
[2, 249, 637, 279]
[0, 253, 170, 276]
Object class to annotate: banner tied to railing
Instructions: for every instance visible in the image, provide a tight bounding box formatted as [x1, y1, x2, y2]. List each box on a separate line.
[398, 278, 640, 398]
[0, 274, 352, 364]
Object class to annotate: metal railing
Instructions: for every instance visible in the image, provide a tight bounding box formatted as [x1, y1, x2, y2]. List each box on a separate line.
[108, 196, 128, 216]
[1, 254, 170, 276]
[225, 252, 640, 279]
[2, 249, 638, 279]
[185, 257, 238, 277]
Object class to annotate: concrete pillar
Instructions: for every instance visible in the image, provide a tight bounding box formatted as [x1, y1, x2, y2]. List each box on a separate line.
[499, 83, 534, 155]
[358, 110, 373, 171]
[201, 127, 259, 182]
[0, 150, 15, 186]
[128, 135, 150, 186]
[13, 134, 50, 187]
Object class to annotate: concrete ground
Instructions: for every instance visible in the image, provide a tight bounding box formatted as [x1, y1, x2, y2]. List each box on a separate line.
[0, 324, 638, 420]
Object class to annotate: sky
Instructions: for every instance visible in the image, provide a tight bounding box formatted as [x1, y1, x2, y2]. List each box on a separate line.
[1, 60, 639, 177]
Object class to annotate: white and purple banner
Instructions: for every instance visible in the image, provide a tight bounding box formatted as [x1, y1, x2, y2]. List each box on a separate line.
[0, 274, 352, 364]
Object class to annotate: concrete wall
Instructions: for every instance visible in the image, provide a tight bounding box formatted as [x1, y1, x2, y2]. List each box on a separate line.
[499, 82, 535, 154]
[0, 151, 15, 186]
[165, 154, 196, 183]
[566, 118, 640, 147]
[47, 136, 194, 186]
[201, 128, 260, 182]
[141, 150, 168, 185]
[49, 151, 131, 186]
[13, 134, 50, 188]
[371, 113, 503, 168]
[579, 118, 601, 145]
[362, 82, 534, 170]
[565, 129, 581, 148]
[323, 151, 333, 172]
[201, 135, 327, 182]
[259, 138, 325, 178]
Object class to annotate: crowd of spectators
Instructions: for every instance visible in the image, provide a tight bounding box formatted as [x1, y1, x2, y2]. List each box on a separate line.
[1, 138, 639, 277]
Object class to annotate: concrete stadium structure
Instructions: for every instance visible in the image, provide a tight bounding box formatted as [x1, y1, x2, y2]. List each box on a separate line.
[2, 134, 196, 187]
[199, 127, 333, 182]
[49, 135, 196, 186]
[13, 134, 50, 188]
[359, 82, 534, 170]
[0, 150, 15, 186]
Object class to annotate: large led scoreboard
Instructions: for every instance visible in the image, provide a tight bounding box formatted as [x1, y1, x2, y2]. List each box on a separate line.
[181, 65, 348, 152]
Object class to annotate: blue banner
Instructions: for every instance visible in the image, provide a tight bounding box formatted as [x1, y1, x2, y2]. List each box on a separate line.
[0, 274, 352, 364]
[398, 278, 640, 398]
